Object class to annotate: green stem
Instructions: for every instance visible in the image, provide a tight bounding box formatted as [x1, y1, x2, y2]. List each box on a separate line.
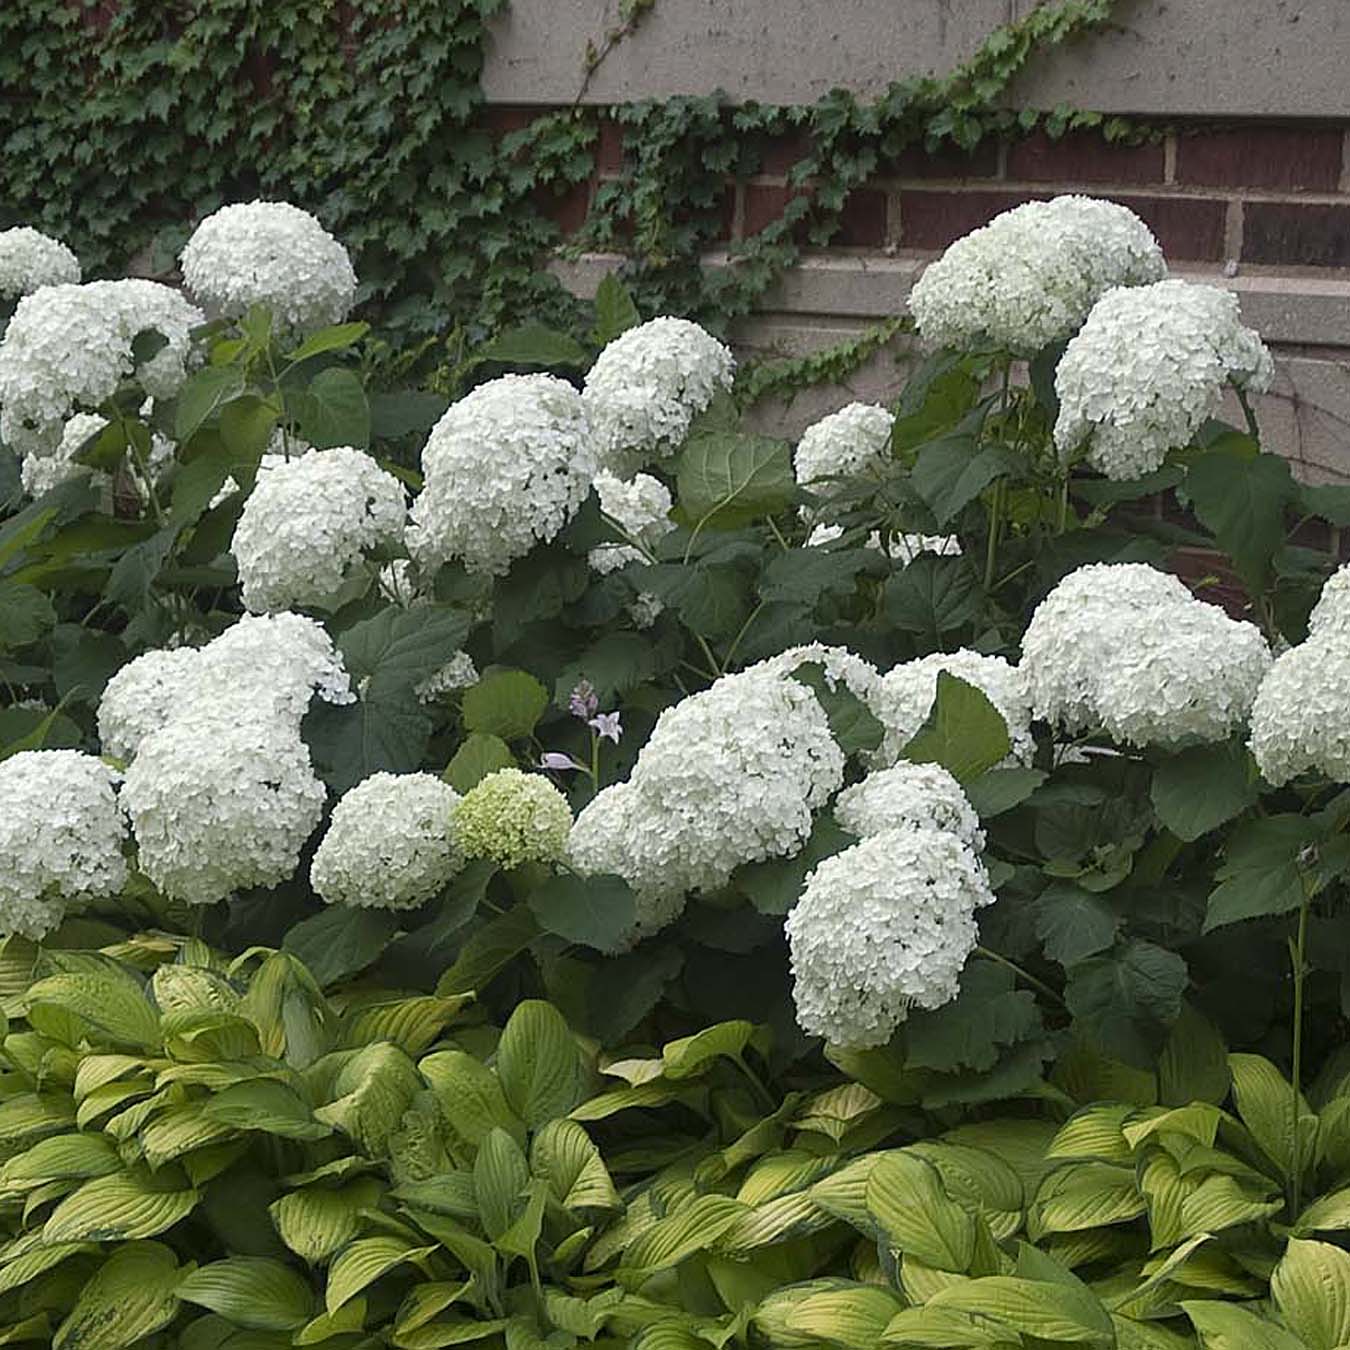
[1290, 892, 1310, 1216]
[1057, 473, 1070, 533]
[588, 729, 601, 797]
[983, 479, 1003, 591]
[976, 945, 1066, 1008]
[1235, 383, 1262, 443]
[733, 1054, 778, 1113]
[766, 515, 792, 552]
[721, 600, 766, 671]
[694, 633, 723, 680]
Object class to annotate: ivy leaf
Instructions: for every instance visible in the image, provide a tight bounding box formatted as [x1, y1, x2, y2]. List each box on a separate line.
[675, 431, 795, 529]
[1063, 939, 1188, 1069]
[1034, 882, 1119, 966]
[294, 367, 370, 449]
[885, 556, 982, 640]
[481, 323, 588, 369]
[904, 672, 1011, 782]
[593, 274, 641, 346]
[1151, 740, 1259, 842]
[1185, 448, 1296, 591]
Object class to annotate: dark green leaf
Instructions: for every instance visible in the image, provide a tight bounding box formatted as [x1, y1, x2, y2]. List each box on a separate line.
[337, 606, 473, 699]
[0, 581, 56, 650]
[175, 366, 246, 442]
[553, 632, 659, 707]
[593, 274, 641, 346]
[50, 626, 125, 705]
[1063, 939, 1188, 1070]
[1034, 883, 1119, 966]
[759, 547, 871, 607]
[437, 906, 540, 997]
[913, 435, 1017, 525]
[104, 526, 178, 610]
[283, 907, 400, 987]
[294, 367, 370, 450]
[885, 556, 982, 640]
[964, 767, 1047, 818]
[586, 944, 684, 1045]
[1204, 814, 1320, 932]
[462, 670, 550, 740]
[906, 962, 1042, 1073]
[737, 813, 855, 916]
[305, 696, 433, 794]
[481, 323, 588, 369]
[641, 564, 751, 640]
[791, 663, 884, 756]
[285, 322, 370, 364]
[1150, 740, 1259, 842]
[528, 872, 637, 952]
[1028, 340, 1067, 421]
[1185, 449, 1296, 591]
[369, 392, 450, 441]
[675, 431, 794, 529]
[219, 395, 280, 460]
[904, 672, 1011, 782]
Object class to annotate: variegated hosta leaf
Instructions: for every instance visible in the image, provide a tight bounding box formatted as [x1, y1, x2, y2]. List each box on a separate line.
[25, 972, 160, 1052]
[178, 1255, 315, 1331]
[1047, 1104, 1137, 1164]
[866, 1151, 976, 1273]
[151, 964, 241, 1017]
[617, 1193, 750, 1287]
[1028, 1162, 1147, 1240]
[343, 995, 470, 1056]
[784, 1285, 906, 1350]
[314, 1041, 423, 1157]
[419, 1049, 524, 1152]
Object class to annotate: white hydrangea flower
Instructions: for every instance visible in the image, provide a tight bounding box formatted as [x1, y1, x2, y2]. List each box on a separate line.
[786, 825, 995, 1048]
[0, 280, 201, 456]
[1055, 280, 1275, 480]
[122, 696, 327, 904]
[310, 772, 462, 910]
[874, 649, 1034, 766]
[794, 403, 894, 489]
[452, 768, 573, 870]
[588, 469, 675, 574]
[231, 445, 406, 613]
[752, 641, 885, 713]
[407, 374, 597, 577]
[97, 647, 205, 762]
[179, 200, 357, 335]
[834, 762, 984, 851]
[570, 666, 845, 939]
[195, 612, 354, 722]
[0, 227, 80, 302]
[21, 410, 175, 504]
[909, 195, 1166, 355]
[209, 427, 314, 509]
[1304, 564, 1350, 642]
[1249, 636, 1350, 786]
[0, 750, 128, 940]
[415, 651, 480, 704]
[806, 523, 960, 561]
[1022, 562, 1272, 747]
[583, 317, 735, 473]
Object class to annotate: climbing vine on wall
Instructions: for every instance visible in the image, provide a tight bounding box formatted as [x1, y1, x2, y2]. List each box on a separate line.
[0, 0, 1125, 380]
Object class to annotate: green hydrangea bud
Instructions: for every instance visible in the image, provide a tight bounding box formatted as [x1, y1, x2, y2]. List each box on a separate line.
[452, 767, 572, 869]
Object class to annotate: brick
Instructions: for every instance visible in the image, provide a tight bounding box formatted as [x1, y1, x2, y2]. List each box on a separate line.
[539, 179, 591, 237]
[596, 119, 626, 174]
[760, 132, 815, 177]
[742, 183, 806, 238]
[1006, 129, 1165, 185]
[1124, 195, 1227, 260]
[835, 189, 888, 247]
[889, 139, 1000, 180]
[1175, 125, 1344, 192]
[483, 105, 537, 136]
[1244, 201, 1350, 268]
[897, 190, 1040, 249]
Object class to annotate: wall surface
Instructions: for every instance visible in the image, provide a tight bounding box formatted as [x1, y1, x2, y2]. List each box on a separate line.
[486, 0, 1350, 476]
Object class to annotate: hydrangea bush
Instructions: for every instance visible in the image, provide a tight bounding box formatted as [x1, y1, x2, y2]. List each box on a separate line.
[4, 190, 1350, 1282]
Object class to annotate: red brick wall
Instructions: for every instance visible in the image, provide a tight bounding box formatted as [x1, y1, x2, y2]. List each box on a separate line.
[503, 110, 1350, 270]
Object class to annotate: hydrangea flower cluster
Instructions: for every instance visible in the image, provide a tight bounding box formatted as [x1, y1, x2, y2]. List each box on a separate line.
[107, 614, 350, 902]
[834, 761, 984, 851]
[1054, 280, 1275, 480]
[0, 750, 128, 940]
[588, 469, 675, 575]
[311, 772, 463, 910]
[0, 280, 202, 455]
[179, 200, 357, 335]
[1022, 562, 1272, 747]
[582, 317, 735, 473]
[569, 666, 844, 943]
[453, 768, 573, 870]
[407, 374, 597, 576]
[785, 824, 995, 1048]
[909, 196, 1166, 354]
[794, 403, 895, 490]
[1308, 563, 1350, 640]
[806, 523, 961, 561]
[873, 649, 1034, 766]
[232, 445, 406, 613]
[0, 227, 80, 302]
[20, 410, 175, 504]
[415, 651, 481, 704]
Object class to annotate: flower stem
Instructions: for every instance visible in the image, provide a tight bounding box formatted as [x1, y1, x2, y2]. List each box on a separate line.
[983, 480, 1003, 590]
[1290, 891, 1310, 1216]
[976, 945, 1065, 1008]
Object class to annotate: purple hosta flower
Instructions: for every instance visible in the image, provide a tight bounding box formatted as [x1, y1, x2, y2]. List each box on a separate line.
[569, 679, 599, 721]
[589, 711, 622, 744]
[541, 752, 587, 772]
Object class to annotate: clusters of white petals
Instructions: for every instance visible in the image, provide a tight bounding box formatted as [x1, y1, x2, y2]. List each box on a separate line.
[407, 374, 597, 576]
[1022, 562, 1271, 747]
[909, 196, 1165, 355]
[834, 761, 984, 851]
[752, 642, 885, 712]
[0, 227, 80, 302]
[121, 694, 326, 905]
[18, 410, 174, 503]
[794, 403, 895, 489]
[179, 200, 357, 335]
[1054, 279, 1275, 480]
[1305, 563, 1350, 641]
[874, 649, 1034, 766]
[232, 446, 406, 613]
[1249, 636, 1350, 786]
[453, 769, 573, 870]
[416, 651, 480, 703]
[806, 523, 960, 561]
[589, 469, 675, 575]
[569, 666, 844, 943]
[209, 427, 314, 509]
[97, 647, 205, 763]
[311, 772, 462, 910]
[582, 317, 734, 473]
[0, 280, 201, 455]
[786, 825, 994, 1048]
[0, 751, 127, 940]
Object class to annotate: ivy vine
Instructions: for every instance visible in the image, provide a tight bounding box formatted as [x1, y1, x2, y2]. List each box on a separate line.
[1, 0, 1126, 392]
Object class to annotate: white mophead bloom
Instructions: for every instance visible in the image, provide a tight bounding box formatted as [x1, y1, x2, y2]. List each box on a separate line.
[569, 667, 844, 939]
[1306, 564, 1350, 642]
[1054, 279, 1275, 480]
[20, 412, 108, 500]
[407, 373, 597, 577]
[786, 825, 995, 1048]
[794, 403, 895, 490]
[232, 446, 406, 613]
[582, 316, 735, 472]
[589, 469, 675, 575]
[1022, 562, 1272, 747]
[97, 646, 205, 763]
[0, 750, 128, 940]
[834, 761, 984, 852]
[806, 524, 961, 562]
[179, 200, 357, 335]
[311, 772, 463, 911]
[194, 611, 354, 723]
[874, 649, 1034, 767]
[0, 280, 202, 455]
[415, 650, 480, 703]
[0, 227, 80, 301]
[122, 697, 327, 905]
[909, 195, 1166, 355]
[1249, 636, 1350, 786]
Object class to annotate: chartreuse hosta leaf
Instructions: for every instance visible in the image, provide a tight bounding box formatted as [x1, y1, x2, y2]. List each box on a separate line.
[1182, 1300, 1310, 1350]
[782, 1285, 906, 1350]
[270, 1178, 385, 1265]
[52, 1240, 186, 1350]
[178, 1255, 314, 1330]
[325, 1236, 437, 1316]
[496, 1000, 586, 1128]
[531, 1118, 620, 1212]
[1271, 1238, 1350, 1350]
[923, 1273, 1115, 1345]
[1229, 1052, 1319, 1183]
[866, 1151, 976, 1272]
[42, 1169, 198, 1242]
